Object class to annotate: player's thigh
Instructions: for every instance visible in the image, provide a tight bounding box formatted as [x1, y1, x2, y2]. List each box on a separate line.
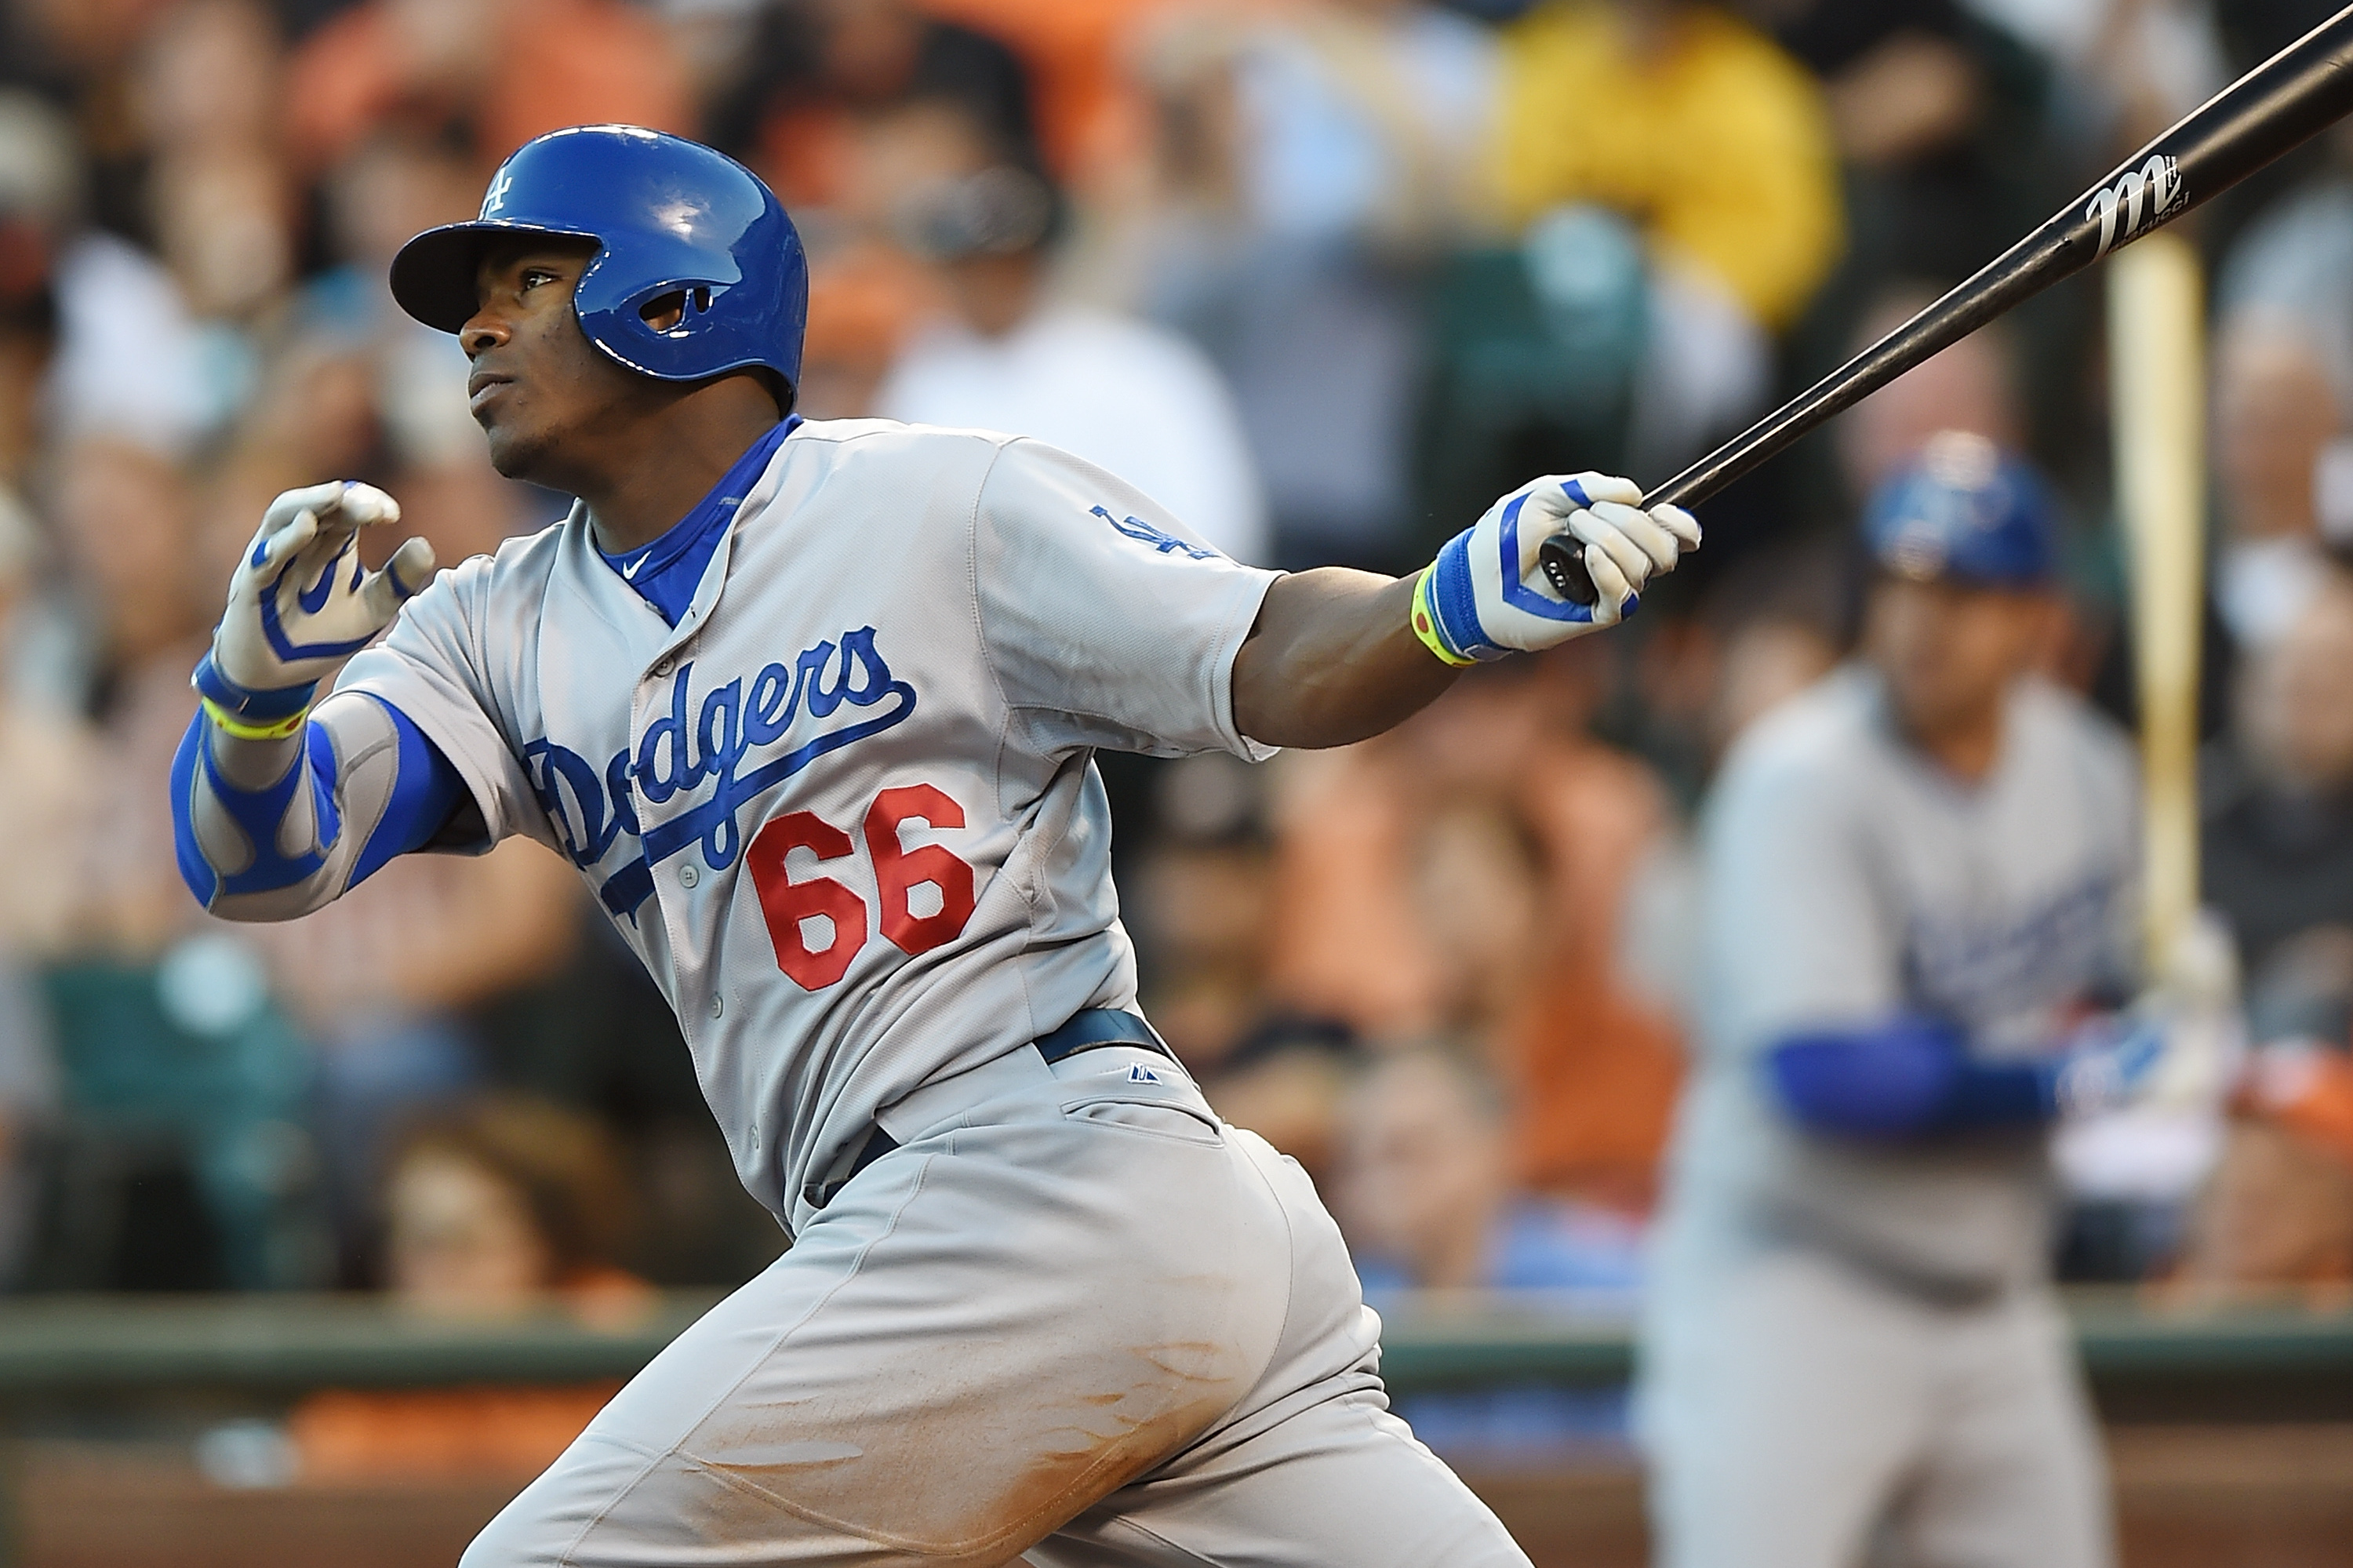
[466, 1104, 1294, 1568]
[1896, 1290, 2113, 1568]
[1031, 1381, 1529, 1568]
[1034, 1131, 1528, 1568]
[1638, 1247, 1936, 1568]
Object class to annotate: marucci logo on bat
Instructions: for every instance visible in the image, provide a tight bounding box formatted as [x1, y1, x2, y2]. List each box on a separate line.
[2086, 155, 2186, 260]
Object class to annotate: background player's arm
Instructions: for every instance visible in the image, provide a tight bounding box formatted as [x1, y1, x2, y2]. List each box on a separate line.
[1715, 726, 2179, 1140]
[167, 481, 464, 919]
[1234, 473, 1700, 750]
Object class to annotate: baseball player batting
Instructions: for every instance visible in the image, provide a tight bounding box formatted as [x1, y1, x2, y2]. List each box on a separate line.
[167, 126, 1695, 1566]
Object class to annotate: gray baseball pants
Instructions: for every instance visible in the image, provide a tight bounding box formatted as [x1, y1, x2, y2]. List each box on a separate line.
[1638, 1242, 2114, 1568]
[462, 1043, 1528, 1567]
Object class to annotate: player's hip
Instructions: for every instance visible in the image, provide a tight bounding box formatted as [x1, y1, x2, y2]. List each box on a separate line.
[502, 1054, 1376, 1564]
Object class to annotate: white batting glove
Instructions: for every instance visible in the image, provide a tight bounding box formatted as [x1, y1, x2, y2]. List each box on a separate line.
[1409, 472, 1700, 665]
[195, 482, 436, 736]
[2055, 918, 2242, 1119]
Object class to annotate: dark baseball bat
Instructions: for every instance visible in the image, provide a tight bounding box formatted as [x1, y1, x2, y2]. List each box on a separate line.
[1538, 3, 2353, 605]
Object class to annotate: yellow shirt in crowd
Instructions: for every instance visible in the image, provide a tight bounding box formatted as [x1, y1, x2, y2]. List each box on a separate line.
[1497, 1, 1843, 330]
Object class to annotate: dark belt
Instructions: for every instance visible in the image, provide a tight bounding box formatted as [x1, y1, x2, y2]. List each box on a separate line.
[802, 1009, 1173, 1212]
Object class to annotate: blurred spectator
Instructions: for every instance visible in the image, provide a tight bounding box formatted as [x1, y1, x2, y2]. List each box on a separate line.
[1837, 284, 2026, 500]
[1266, 649, 1686, 1210]
[0, 499, 67, 1289]
[0, 88, 212, 458]
[1129, 751, 1276, 1070]
[245, 838, 580, 1286]
[2159, 929, 2353, 1293]
[1119, 750, 1362, 1181]
[1133, 2, 1497, 569]
[1335, 1046, 1643, 1458]
[2211, 175, 2353, 651]
[875, 102, 1267, 561]
[0, 104, 60, 500]
[2214, 0, 2346, 76]
[1340, 1046, 1646, 1297]
[51, 436, 215, 949]
[1753, 0, 2062, 282]
[470, 915, 791, 1288]
[0, 0, 180, 246]
[2247, 925, 2353, 1053]
[1495, 1, 1840, 476]
[2180, 1049, 2353, 1289]
[2202, 569, 2353, 977]
[1703, 602, 1842, 759]
[286, 1094, 649, 1483]
[706, 0, 1040, 210]
[1199, 1014, 1362, 1191]
[795, 244, 936, 419]
[285, 0, 693, 174]
[922, 0, 1178, 181]
[134, 1, 293, 330]
[21, 437, 328, 1290]
[1617, 544, 1846, 819]
[1956, 0, 2221, 155]
[378, 1094, 647, 1312]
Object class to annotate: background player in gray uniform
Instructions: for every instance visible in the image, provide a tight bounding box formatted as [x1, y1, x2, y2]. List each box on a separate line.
[166, 126, 1697, 1566]
[1639, 431, 2188, 1568]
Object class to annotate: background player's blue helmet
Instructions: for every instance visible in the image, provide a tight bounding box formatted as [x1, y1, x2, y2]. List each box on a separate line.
[1863, 431, 2059, 588]
[390, 125, 806, 403]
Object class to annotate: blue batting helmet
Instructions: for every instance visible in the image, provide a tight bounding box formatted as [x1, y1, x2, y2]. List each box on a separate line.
[1864, 431, 2059, 588]
[390, 125, 807, 401]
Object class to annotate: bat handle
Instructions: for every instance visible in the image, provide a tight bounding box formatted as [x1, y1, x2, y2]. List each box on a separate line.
[1536, 535, 1601, 606]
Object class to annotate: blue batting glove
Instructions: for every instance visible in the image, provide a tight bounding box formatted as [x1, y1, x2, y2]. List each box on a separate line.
[1410, 472, 1700, 665]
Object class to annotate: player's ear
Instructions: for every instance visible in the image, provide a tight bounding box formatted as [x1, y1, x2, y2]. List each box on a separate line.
[638, 291, 689, 333]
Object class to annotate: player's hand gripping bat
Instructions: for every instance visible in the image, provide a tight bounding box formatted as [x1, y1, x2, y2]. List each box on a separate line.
[1538, 4, 2353, 605]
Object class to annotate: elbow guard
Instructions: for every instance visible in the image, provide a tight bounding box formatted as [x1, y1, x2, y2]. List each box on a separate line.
[170, 692, 464, 919]
[1766, 1017, 2057, 1139]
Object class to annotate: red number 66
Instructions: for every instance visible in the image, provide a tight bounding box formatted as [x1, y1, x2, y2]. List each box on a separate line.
[744, 784, 978, 991]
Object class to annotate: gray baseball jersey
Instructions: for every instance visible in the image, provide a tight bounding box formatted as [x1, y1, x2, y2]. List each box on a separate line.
[335, 419, 1279, 1231]
[1657, 664, 2140, 1295]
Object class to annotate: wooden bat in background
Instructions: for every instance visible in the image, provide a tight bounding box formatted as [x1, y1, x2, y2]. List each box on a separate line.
[1538, 2, 2353, 604]
[2110, 234, 2205, 977]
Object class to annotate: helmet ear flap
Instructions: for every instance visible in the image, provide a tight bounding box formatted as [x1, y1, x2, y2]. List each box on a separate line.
[627, 279, 729, 339]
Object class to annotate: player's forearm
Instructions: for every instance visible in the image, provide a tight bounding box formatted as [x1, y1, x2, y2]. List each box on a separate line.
[1231, 569, 1458, 750]
[171, 690, 464, 919]
[1767, 1020, 2057, 1140]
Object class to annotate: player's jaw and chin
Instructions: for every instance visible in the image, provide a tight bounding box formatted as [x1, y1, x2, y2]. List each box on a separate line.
[460, 238, 646, 493]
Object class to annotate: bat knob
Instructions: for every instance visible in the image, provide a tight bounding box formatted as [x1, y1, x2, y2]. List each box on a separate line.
[1537, 537, 1601, 606]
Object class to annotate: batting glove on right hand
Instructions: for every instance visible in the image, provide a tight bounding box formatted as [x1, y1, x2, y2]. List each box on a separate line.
[2053, 917, 2242, 1119]
[1410, 472, 1699, 665]
[197, 482, 435, 732]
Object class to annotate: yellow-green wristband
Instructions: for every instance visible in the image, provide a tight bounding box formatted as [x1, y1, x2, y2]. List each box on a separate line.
[1410, 568, 1478, 668]
[201, 696, 311, 742]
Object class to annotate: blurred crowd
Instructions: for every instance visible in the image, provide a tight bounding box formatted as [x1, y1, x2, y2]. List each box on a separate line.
[0, 0, 2344, 1468]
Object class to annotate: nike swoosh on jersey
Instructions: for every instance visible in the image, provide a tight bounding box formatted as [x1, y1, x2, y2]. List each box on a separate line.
[623, 555, 647, 580]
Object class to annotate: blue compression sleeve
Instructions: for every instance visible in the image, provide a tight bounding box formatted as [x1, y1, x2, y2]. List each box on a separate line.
[172, 695, 467, 906]
[1766, 1016, 2060, 1139]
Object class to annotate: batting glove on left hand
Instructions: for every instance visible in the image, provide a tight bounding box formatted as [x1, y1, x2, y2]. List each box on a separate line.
[2058, 911, 2242, 1117]
[197, 482, 436, 733]
[1410, 472, 1700, 665]
[2054, 918, 2241, 1119]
